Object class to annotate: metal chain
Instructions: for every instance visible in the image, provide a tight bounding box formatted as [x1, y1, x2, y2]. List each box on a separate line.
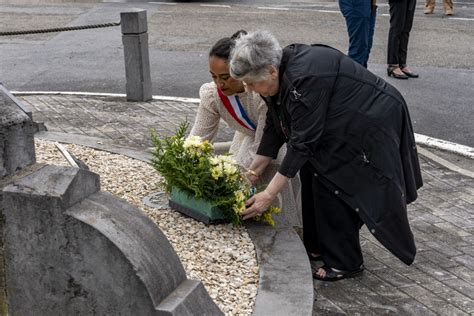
[0, 21, 121, 36]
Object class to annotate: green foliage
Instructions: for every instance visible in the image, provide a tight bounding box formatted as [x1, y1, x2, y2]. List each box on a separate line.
[150, 120, 279, 226]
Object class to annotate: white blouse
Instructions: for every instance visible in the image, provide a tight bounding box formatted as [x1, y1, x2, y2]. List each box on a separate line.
[190, 82, 267, 168]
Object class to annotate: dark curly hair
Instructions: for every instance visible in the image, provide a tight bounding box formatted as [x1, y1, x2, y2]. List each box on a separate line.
[209, 30, 247, 60]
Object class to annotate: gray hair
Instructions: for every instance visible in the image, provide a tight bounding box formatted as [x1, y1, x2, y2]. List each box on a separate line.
[229, 30, 282, 82]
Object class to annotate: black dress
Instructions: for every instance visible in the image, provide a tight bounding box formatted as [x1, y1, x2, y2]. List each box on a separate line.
[257, 44, 423, 270]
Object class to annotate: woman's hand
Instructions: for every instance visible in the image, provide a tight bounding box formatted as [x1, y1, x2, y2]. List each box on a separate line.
[242, 190, 274, 220]
[244, 170, 260, 186]
[242, 171, 289, 220]
[246, 155, 272, 185]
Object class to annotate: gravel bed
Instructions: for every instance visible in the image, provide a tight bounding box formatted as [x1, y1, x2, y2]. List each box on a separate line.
[34, 139, 258, 315]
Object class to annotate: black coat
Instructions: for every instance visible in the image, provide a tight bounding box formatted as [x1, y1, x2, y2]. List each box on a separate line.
[257, 44, 423, 265]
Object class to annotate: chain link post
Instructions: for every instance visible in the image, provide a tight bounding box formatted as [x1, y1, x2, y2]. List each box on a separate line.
[120, 10, 152, 102]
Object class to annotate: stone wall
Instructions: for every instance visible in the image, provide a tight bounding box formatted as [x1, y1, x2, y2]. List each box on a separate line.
[0, 86, 39, 315]
[0, 89, 37, 178]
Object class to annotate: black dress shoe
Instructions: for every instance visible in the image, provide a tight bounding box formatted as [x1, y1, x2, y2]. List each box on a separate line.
[387, 66, 408, 79]
[401, 69, 419, 78]
[400, 65, 419, 78]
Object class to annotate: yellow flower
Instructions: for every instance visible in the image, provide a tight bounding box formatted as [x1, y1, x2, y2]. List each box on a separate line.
[199, 140, 213, 152]
[264, 213, 275, 226]
[223, 162, 237, 176]
[211, 166, 223, 180]
[268, 206, 281, 214]
[255, 206, 280, 226]
[234, 190, 246, 203]
[233, 201, 246, 214]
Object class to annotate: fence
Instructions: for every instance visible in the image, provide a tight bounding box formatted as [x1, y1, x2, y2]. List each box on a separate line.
[1, 9, 151, 102]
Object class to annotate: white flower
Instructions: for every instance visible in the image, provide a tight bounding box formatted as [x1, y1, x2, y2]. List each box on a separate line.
[223, 162, 237, 175]
[216, 155, 236, 165]
[183, 135, 203, 149]
[209, 156, 221, 165]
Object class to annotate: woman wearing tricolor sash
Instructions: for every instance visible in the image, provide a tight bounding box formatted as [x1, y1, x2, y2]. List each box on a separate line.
[189, 31, 301, 227]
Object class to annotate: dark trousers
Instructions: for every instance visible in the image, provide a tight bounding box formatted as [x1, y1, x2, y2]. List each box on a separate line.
[300, 163, 363, 271]
[339, 0, 377, 68]
[387, 0, 416, 66]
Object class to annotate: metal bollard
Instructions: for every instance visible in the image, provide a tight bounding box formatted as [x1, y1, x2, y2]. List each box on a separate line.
[120, 10, 152, 102]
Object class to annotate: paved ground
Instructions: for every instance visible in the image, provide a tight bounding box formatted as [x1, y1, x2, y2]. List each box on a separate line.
[18, 93, 474, 315]
[1, 1, 474, 147]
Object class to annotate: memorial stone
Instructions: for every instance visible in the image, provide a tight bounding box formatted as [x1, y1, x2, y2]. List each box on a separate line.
[0, 87, 222, 315]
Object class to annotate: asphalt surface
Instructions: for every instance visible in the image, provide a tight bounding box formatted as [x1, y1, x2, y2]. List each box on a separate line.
[0, 1, 473, 148]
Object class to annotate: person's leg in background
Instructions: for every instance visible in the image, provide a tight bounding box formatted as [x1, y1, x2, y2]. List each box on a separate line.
[444, 0, 453, 15]
[397, 0, 411, 67]
[387, 0, 409, 78]
[424, 0, 435, 14]
[339, 0, 372, 67]
[367, 2, 378, 60]
[398, 0, 418, 77]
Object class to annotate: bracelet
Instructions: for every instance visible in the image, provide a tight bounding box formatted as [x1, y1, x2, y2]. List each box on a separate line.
[247, 169, 260, 177]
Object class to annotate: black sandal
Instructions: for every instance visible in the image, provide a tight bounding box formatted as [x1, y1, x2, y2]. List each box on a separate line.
[312, 264, 364, 282]
[387, 65, 408, 80]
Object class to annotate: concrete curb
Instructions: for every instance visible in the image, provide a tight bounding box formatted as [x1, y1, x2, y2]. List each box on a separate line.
[247, 224, 313, 316]
[34, 131, 314, 316]
[11, 90, 201, 104]
[415, 134, 474, 159]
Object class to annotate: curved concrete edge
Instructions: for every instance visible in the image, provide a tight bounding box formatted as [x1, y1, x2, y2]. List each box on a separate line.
[34, 131, 314, 315]
[414, 133, 474, 159]
[11, 90, 201, 104]
[247, 224, 313, 316]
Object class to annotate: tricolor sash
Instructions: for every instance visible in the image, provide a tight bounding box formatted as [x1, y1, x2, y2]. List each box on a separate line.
[217, 88, 256, 131]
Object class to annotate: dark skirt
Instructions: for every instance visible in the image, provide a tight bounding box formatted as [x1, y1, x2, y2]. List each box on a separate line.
[300, 163, 364, 271]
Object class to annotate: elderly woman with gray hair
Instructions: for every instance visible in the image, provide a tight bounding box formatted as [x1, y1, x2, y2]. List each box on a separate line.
[230, 31, 422, 281]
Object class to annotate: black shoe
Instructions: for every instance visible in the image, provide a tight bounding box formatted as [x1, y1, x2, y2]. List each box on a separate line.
[400, 66, 419, 78]
[387, 66, 409, 79]
[312, 264, 364, 282]
[402, 70, 419, 78]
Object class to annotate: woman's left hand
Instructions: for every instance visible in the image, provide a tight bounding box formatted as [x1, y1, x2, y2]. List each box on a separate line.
[244, 171, 260, 186]
[242, 190, 274, 220]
